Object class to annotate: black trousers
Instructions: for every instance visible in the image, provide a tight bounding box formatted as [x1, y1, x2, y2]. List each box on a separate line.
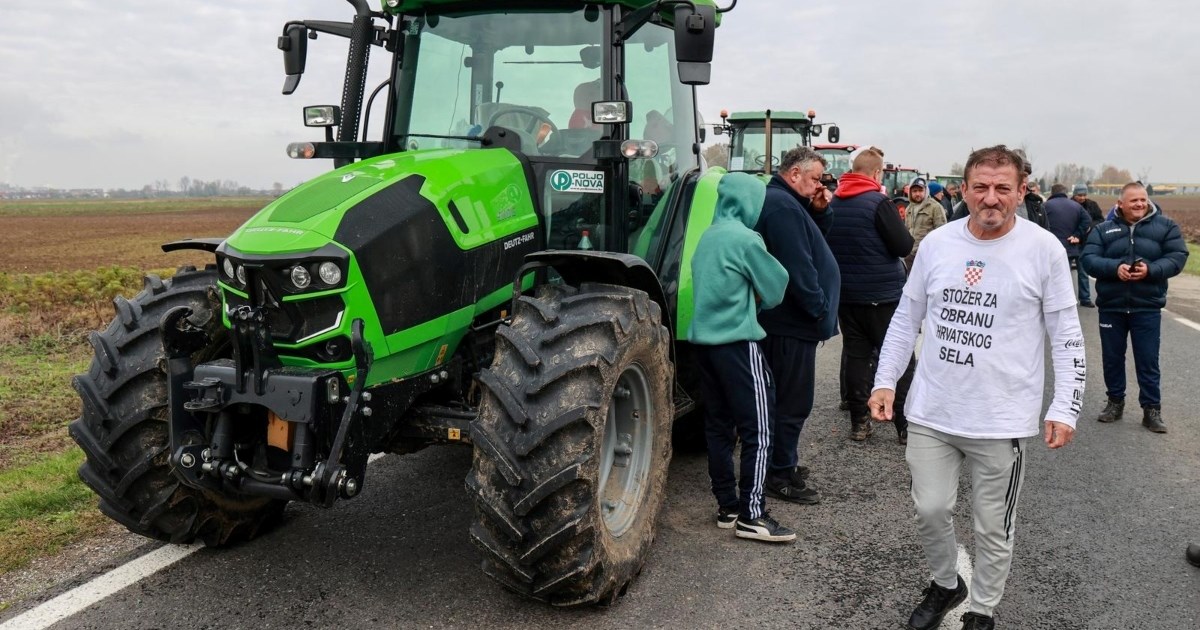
[760, 335, 817, 483]
[696, 341, 774, 520]
[838, 301, 914, 432]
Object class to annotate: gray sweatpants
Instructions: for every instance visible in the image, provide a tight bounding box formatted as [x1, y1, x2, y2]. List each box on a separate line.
[906, 424, 1028, 617]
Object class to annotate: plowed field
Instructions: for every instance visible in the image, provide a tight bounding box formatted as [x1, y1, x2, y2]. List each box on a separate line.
[0, 199, 267, 273]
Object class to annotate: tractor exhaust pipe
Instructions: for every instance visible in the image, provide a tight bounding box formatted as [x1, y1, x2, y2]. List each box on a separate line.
[335, 0, 374, 168]
[763, 109, 773, 175]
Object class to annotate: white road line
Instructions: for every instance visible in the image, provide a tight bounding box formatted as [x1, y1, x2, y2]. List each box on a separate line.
[950, 543, 974, 621]
[0, 543, 203, 630]
[1, 452, 390, 630]
[1170, 314, 1200, 333]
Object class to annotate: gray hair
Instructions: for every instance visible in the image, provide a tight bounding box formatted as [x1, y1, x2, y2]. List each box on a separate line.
[779, 146, 826, 174]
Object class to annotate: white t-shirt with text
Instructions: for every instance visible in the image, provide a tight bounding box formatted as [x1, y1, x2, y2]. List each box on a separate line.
[877, 218, 1084, 439]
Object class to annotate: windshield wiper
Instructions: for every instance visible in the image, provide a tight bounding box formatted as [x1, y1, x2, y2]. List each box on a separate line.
[399, 133, 483, 143]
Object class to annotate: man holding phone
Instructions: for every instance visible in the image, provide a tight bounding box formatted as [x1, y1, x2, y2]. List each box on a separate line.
[1081, 182, 1189, 432]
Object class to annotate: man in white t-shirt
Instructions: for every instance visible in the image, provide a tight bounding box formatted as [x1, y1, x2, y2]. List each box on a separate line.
[868, 145, 1085, 630]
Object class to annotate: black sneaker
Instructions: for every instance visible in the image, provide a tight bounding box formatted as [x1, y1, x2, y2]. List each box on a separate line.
[734, 513, 796, 543]
[960, 612, 994, 630]
[1187, 543, 1200, 568]
[765, 476, 821, 505]
[1142, 407, 1167, 433]
[1079, 300, 1095, 308]
[716, 507, 738, 530]
[907, 575, 967, 630]
[790, 465, 811, 483]
[1097, 397, 1124, 423]
[898, 428, 909, 445]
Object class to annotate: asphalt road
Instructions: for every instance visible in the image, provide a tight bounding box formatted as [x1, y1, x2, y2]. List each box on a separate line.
[8, 278, 1200, 630]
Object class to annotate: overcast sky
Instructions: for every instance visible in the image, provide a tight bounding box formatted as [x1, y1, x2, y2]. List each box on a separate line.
[3, 0, 1198, 190]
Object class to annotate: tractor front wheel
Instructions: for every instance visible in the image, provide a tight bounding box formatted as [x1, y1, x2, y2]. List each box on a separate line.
[69, 268, 286, 546]
[467, 282, 673, 606]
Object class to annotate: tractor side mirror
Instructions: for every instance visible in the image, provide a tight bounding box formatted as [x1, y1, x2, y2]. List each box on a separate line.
[674, 5, 715, 85]
[699, 127, 706, 143]
[811, 124, 823, 138]
[279, 23, 309, 95]
[827, 125, 841, 144]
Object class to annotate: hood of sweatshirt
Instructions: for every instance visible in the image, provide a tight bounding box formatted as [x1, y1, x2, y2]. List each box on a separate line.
[834, 172, 884, 198]
[713, 172, 767, 228]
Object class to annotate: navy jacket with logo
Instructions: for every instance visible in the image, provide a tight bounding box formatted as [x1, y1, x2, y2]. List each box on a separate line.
[1080, 204, 1189, 312]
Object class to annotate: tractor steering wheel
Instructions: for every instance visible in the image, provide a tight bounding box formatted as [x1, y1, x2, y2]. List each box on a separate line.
[753, 154, 776, 168]
[487, 107, 559, 145]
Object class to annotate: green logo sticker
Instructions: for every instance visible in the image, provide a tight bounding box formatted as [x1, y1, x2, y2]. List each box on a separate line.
[549, 169, 604, 194]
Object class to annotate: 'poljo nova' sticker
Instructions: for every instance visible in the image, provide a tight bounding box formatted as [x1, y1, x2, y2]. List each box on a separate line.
[550, 169, 605, 194]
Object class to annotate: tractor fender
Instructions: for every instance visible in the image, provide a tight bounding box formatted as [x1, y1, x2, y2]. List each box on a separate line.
[518, 250, 671, 349]
[161, 237, 224, 253]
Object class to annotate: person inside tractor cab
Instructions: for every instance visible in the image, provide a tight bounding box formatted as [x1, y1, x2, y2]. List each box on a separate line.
[636, 109, 677, 198]
[568, 78, 602, 130]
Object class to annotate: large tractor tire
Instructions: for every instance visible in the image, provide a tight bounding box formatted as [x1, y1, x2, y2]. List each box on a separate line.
[69, 267, 285, 546]
[467, 282, 673, 606]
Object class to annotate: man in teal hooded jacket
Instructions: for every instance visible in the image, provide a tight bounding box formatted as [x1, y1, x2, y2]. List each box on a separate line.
[688, 172, 795, 543]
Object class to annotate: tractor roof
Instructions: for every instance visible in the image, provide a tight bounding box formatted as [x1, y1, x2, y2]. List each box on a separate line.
[383, 0, 722, 16]
[726, 111, 812, 124]
[815, 143, 858, 152]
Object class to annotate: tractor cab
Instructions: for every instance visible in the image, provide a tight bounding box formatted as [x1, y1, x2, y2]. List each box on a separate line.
[281, 1, 715, 254]
[716, 109, 840, 173]
[815, 143, 858, 179]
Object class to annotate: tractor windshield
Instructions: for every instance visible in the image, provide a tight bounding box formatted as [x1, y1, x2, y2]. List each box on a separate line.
[818, 149, 853, 178]
[729, 122, 809, 171]
[395, 9, 604, 157]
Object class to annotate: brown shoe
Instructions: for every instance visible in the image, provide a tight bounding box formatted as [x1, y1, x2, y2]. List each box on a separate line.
[849, 419, 873, 441]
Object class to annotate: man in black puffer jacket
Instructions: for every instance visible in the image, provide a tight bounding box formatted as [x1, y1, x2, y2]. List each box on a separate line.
[1081, 182, 1189, 433]
[826, 147, 916, 444]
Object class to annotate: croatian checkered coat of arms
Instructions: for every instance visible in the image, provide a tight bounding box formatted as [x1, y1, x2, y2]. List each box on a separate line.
[964, 260, 985, 287]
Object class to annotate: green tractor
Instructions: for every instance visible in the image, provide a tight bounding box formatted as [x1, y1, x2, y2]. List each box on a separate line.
[70, 0, 738, 607]
[713, 108, 841, 174]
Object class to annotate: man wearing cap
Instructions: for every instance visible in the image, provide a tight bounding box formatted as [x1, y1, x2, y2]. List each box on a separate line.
[903, 178, 947, 269]
[1044, 183, 1094, 307]
[930, 181, 954, 219]
[1071, 184, 1104, 306]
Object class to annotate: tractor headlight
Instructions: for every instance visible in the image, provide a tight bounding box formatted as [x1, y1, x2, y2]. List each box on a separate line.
[290, 265, 312, 289]
[318, 262, 342, 286]
[236, 265, 246, 285]
[223, 258, 235, 279]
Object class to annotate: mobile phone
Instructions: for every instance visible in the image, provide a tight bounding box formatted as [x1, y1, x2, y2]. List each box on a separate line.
[1130, 257, 1145, 268]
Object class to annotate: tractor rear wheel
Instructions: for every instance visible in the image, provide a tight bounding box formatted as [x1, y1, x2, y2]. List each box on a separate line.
[69, 267, 286, 546]
[467, 282, 673, 606]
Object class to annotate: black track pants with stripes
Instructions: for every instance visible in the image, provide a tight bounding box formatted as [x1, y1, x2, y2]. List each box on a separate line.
[905, 424, 1027, 617]
[696, 340, 776, 520]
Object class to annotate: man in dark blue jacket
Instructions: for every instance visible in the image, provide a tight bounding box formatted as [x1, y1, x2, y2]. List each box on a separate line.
[755, 146, 841, 504]
[1043, 183, 1093, 306]
[826, 147, 916, 444]
[1081, 182, 1189, 432]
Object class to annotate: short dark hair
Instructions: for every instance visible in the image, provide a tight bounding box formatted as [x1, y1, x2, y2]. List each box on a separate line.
[963, 145, 1029, 184]
[779, 146, 826, 174]
[1121, 181, 1146, 196]
[1050, 183, 1067, 195]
